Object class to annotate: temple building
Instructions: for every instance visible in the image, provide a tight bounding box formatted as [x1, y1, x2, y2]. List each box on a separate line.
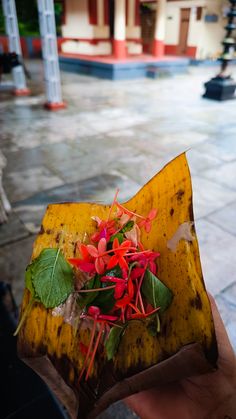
[60, 0, 226, 60]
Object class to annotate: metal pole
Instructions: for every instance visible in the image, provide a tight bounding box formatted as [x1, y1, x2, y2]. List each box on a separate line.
[37, 0, 65, 110]
[2, 0, 30, 95]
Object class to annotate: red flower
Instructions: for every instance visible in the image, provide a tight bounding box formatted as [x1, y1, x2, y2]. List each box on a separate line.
[129, 250, 160, 275]
[86, 238, 109, 274]
[87, 306, 118, 322]
[91, 217, 116, 242]
[138, 208, 157, 233]
[107, 238, 132, 271]
[101, 275, 126, 300]
[115, 277, 134, 308]
[68, 244, 96, 276]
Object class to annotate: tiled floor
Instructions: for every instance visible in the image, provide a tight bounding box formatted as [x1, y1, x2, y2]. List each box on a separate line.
[0, 60, 236, 417]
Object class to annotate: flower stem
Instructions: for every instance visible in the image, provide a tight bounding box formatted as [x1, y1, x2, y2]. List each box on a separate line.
[78, 319, 97, 383]
[115, 202, 145, 220]
[107, 189, 119, 221]
[85, 322, 105, 380]
[78, 285, 116, 293]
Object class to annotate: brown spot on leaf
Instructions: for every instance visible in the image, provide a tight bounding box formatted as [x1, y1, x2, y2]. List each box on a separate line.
[46, 229, 52, 235]
[55, 233, 61, 243]
[176, 189, 185, 201]
[170, 208, 174, 216]
[190, 291, 202, 310]
[57, 325, 62, 337]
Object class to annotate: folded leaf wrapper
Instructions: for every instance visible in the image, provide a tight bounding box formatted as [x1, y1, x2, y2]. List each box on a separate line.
[18, 153, 218, 418]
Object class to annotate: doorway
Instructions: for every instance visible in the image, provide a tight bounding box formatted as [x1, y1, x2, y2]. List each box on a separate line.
[140, 4, 155, 54]
[109, 0, 115, 38]
[177, 8, 190, 55]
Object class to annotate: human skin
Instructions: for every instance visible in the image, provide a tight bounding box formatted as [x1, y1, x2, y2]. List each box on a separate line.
[125, 294, 236, 419]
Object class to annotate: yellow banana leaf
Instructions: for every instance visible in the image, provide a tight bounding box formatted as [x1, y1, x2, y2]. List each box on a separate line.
[18, 153, 217, 419]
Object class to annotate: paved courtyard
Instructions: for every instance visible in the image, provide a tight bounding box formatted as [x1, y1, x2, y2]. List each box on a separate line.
[0, 60, 236, 417]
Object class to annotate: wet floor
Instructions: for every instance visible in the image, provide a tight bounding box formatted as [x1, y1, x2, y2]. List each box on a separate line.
[0, 59, 236, 417]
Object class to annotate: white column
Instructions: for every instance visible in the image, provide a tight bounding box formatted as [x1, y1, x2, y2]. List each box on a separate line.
[2, 0, 29, 95]
[113, 0, 126, 59]
[153, 0, 166, 57]
[37, 0, 65, 110]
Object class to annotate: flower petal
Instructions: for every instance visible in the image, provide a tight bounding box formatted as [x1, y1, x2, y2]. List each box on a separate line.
[119, 257, 128, 271]
[95, 257, 105, 274]
[148, 208, 157, 220]
[87, 245, 99, 258]
[113, 237, 119, 250]
[78, 261, 96, 274]
[130, 267, 145, 280]
[145, 220, 152, 233]
[88, 306, 101, 317]
[79, 244, 89, 259]
[98, 237, 107, 254]
[98, 314, 119, 321]
[107, 255, 118, 269]
[114, 282, 126, 299]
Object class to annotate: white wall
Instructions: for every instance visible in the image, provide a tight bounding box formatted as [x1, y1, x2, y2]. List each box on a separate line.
[165, 0, 225, 59]
[61, 0, 110, 55]
[62, 0, 109, 39]
[197, 0, 225, 59]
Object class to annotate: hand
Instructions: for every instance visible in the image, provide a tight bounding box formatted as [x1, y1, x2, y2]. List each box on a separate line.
[125, 294, 236, 419]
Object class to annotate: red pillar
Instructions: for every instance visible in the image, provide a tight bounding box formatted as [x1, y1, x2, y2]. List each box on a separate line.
[153, 0, 166, 57]
[113, 0, 126, 59]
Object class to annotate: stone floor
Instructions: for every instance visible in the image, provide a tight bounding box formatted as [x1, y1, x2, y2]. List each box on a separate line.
[0, 60, 236, 417]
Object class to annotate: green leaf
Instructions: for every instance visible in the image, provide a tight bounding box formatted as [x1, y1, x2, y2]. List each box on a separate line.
[32, 248, 74, 309]
[105, 325, 126, 360]
[77, 275, 101, 309]
[25, 262, 36, 296]
[25, 260, 40, 301]
[91, 266, 122, 313]
[141, 269, 173, 314]
[110, 232, 124, 244]
[92, 283, 115, 313]
[120, 220, 134, 233]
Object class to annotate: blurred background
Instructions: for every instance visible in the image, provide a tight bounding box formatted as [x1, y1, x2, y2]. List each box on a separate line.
[0, 0, 236, 418]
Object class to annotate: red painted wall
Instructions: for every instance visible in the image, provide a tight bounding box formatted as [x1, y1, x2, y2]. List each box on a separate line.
[165, 45, 178, 55]
[165, 44, 197, 58]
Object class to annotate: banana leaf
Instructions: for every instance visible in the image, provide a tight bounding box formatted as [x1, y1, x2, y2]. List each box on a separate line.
[17, 153, 217, 419]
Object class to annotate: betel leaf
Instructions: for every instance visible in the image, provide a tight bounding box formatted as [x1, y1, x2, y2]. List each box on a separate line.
[14, 260, 40, 336]
[25, 262, 36, 296]
[92, 266, 122, 313]
[105, 325, 126, 360]
[92, 282, 115, 313]
[77, 275, 101, 309]
[32, 248, 74, 309]
[25, 260, 40, 301]
[141, 269, 173, 314]
[109, 232, 124, 244]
